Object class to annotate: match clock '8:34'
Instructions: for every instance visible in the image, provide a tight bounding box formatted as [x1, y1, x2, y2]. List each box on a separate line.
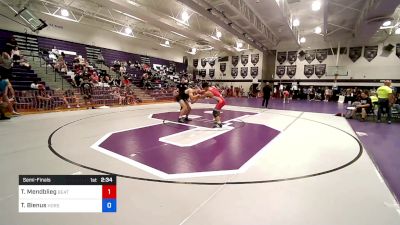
[101, 176, 113, 183]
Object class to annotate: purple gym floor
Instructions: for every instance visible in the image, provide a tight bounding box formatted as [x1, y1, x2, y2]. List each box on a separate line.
[201, 97, 400, 202]
[97, 109, 279, 175]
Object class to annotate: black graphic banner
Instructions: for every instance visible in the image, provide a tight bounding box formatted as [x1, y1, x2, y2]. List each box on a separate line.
[277, 52, 287, 64]
[397, 44, 400, 59]
[251, 54, 259, 66]
[276, 66, 285, 78]
[349, 47, 362, 62]
[209, 59, 216, 67]
[241, 55, 249, 66]
[286, 65, 296, 79]
[201, 58, 207, 67]
[288, 51, 297, 64]
[193, 59, 198, 67]
[250, 67, 258, 78]
[316, 49, 328, 63]
[209, 69, 215, 78]
[232, 56, 239, 67]
[231, 67, 238, 78]
[240, 67, 248, 78]
[220, 63, 226, 72]
[304, 65, 315, 78]
[305, 50, 316, 64]
[315, 64, 326, 78]
[364, 46, 378, 62]
[200, 69, 206, 77]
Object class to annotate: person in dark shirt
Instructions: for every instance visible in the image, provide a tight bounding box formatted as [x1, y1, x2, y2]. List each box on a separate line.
[262, 82, 272, 108]
[176, 76, 191, 123]
[349, 90, 372, 121]
[80, 78, 95, 109]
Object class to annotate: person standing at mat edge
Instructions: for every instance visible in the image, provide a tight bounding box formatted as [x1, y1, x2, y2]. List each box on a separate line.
[376, 80, 394, 124]
[200, 82, 226, 128]
[176, 76, 191, 123]
[262, 82, 272, 108]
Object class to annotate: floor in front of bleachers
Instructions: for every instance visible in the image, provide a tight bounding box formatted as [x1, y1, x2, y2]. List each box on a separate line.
[0, 102, 399, 225]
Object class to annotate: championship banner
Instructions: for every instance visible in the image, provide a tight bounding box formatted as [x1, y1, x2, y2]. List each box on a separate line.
[201, 58, 207, 67]
[349, 47, 362, 62]
[250, 67, 258, 78]
[277, 52, 287, 64]
[304, 65, 315, 78]
[364, 46, 378, 62]
[316, 49, 328, 63]
[315, 64, 326, 78]
[287, 51, 297, 64]
[276, 66, 285, 78]
[193, 59, 198, 67]
[220, 63, 226, 72]
[286, 65, 296, 79]
[200, 69, 207, 77]
[209, 69, 215, 78]
[232, 56, 239, 67]
[241, 55, 249, 66]
[193, 69, 198, 79]
[240, 67, 248, 78]
[251, 54, 259, 66]
[396, 44, 400, 59]
[209, 59, 216, 67]
[305, 50, 316, 64]
[231, 67, 238, 78]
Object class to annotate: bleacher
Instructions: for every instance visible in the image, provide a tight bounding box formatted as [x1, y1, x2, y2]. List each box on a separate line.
[10, 66, 43, 90]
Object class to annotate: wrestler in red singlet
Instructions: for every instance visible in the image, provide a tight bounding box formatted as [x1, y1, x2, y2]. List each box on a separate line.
[201, 82, 225, 128]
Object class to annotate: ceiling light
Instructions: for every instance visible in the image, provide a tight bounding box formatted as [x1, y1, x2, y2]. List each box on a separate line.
[165, 40, 170, 45]
[383, 20, 391, 26]
[187, 47, 197, 55]
[237, 42, 243, 48]
[293, 18, 300, 27]
[181, 11, 189, 22]
[160, 40, 171, 48]
[216, 30, 222, 38]
[395, 28, 400, 34]
[311, 1, 321, 11]
[124, 27, 132, 34]
[60, 9, 69, 17]
[314, 26, 322, 34]
[300, 37, 306, 43]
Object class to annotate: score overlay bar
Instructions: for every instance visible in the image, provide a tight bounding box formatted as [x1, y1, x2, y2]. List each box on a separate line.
[19, 175, 117, 213]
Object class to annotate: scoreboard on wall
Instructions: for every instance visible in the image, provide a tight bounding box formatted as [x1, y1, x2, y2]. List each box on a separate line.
[19, 175, 117, 213]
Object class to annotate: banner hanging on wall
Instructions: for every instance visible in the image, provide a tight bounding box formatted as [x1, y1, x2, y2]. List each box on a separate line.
[304, 65, 315, 78]
[315, 64, 326, 78]
[241, 55, 249, 66]
[287, 51, 297, 64]
[286, 65, 296, 79]
[397, 44, 400, 59]
[193, 59, 198, 67]
[349, 47, 362, 62]
[316, 49, 328, 63]
[209, 69, 215, 78]
[251, 54, 259, 66]
[277, 52, 287, 64]
[200, 69, 207, 77]
[364, 46, 378, 62]
[201, 58, 207, 67]
[276, 66, 285, 78]
[305, 50, 316, 64]
[232, 56, 239, 67]
[231, 67, 238, 78]
[250, 67, 258, 78]
[209, 59, 216, 67]
[240, 67, 248, 78]
[220, 63, 226, 72]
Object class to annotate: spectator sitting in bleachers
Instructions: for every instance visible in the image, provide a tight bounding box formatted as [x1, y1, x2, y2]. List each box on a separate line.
[36, 84, 53, 109]
[63, 89, 80, 109]
[119, 64, 127, 76]
[54, 52, 67, 72]
[111, 87, 125, 105]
